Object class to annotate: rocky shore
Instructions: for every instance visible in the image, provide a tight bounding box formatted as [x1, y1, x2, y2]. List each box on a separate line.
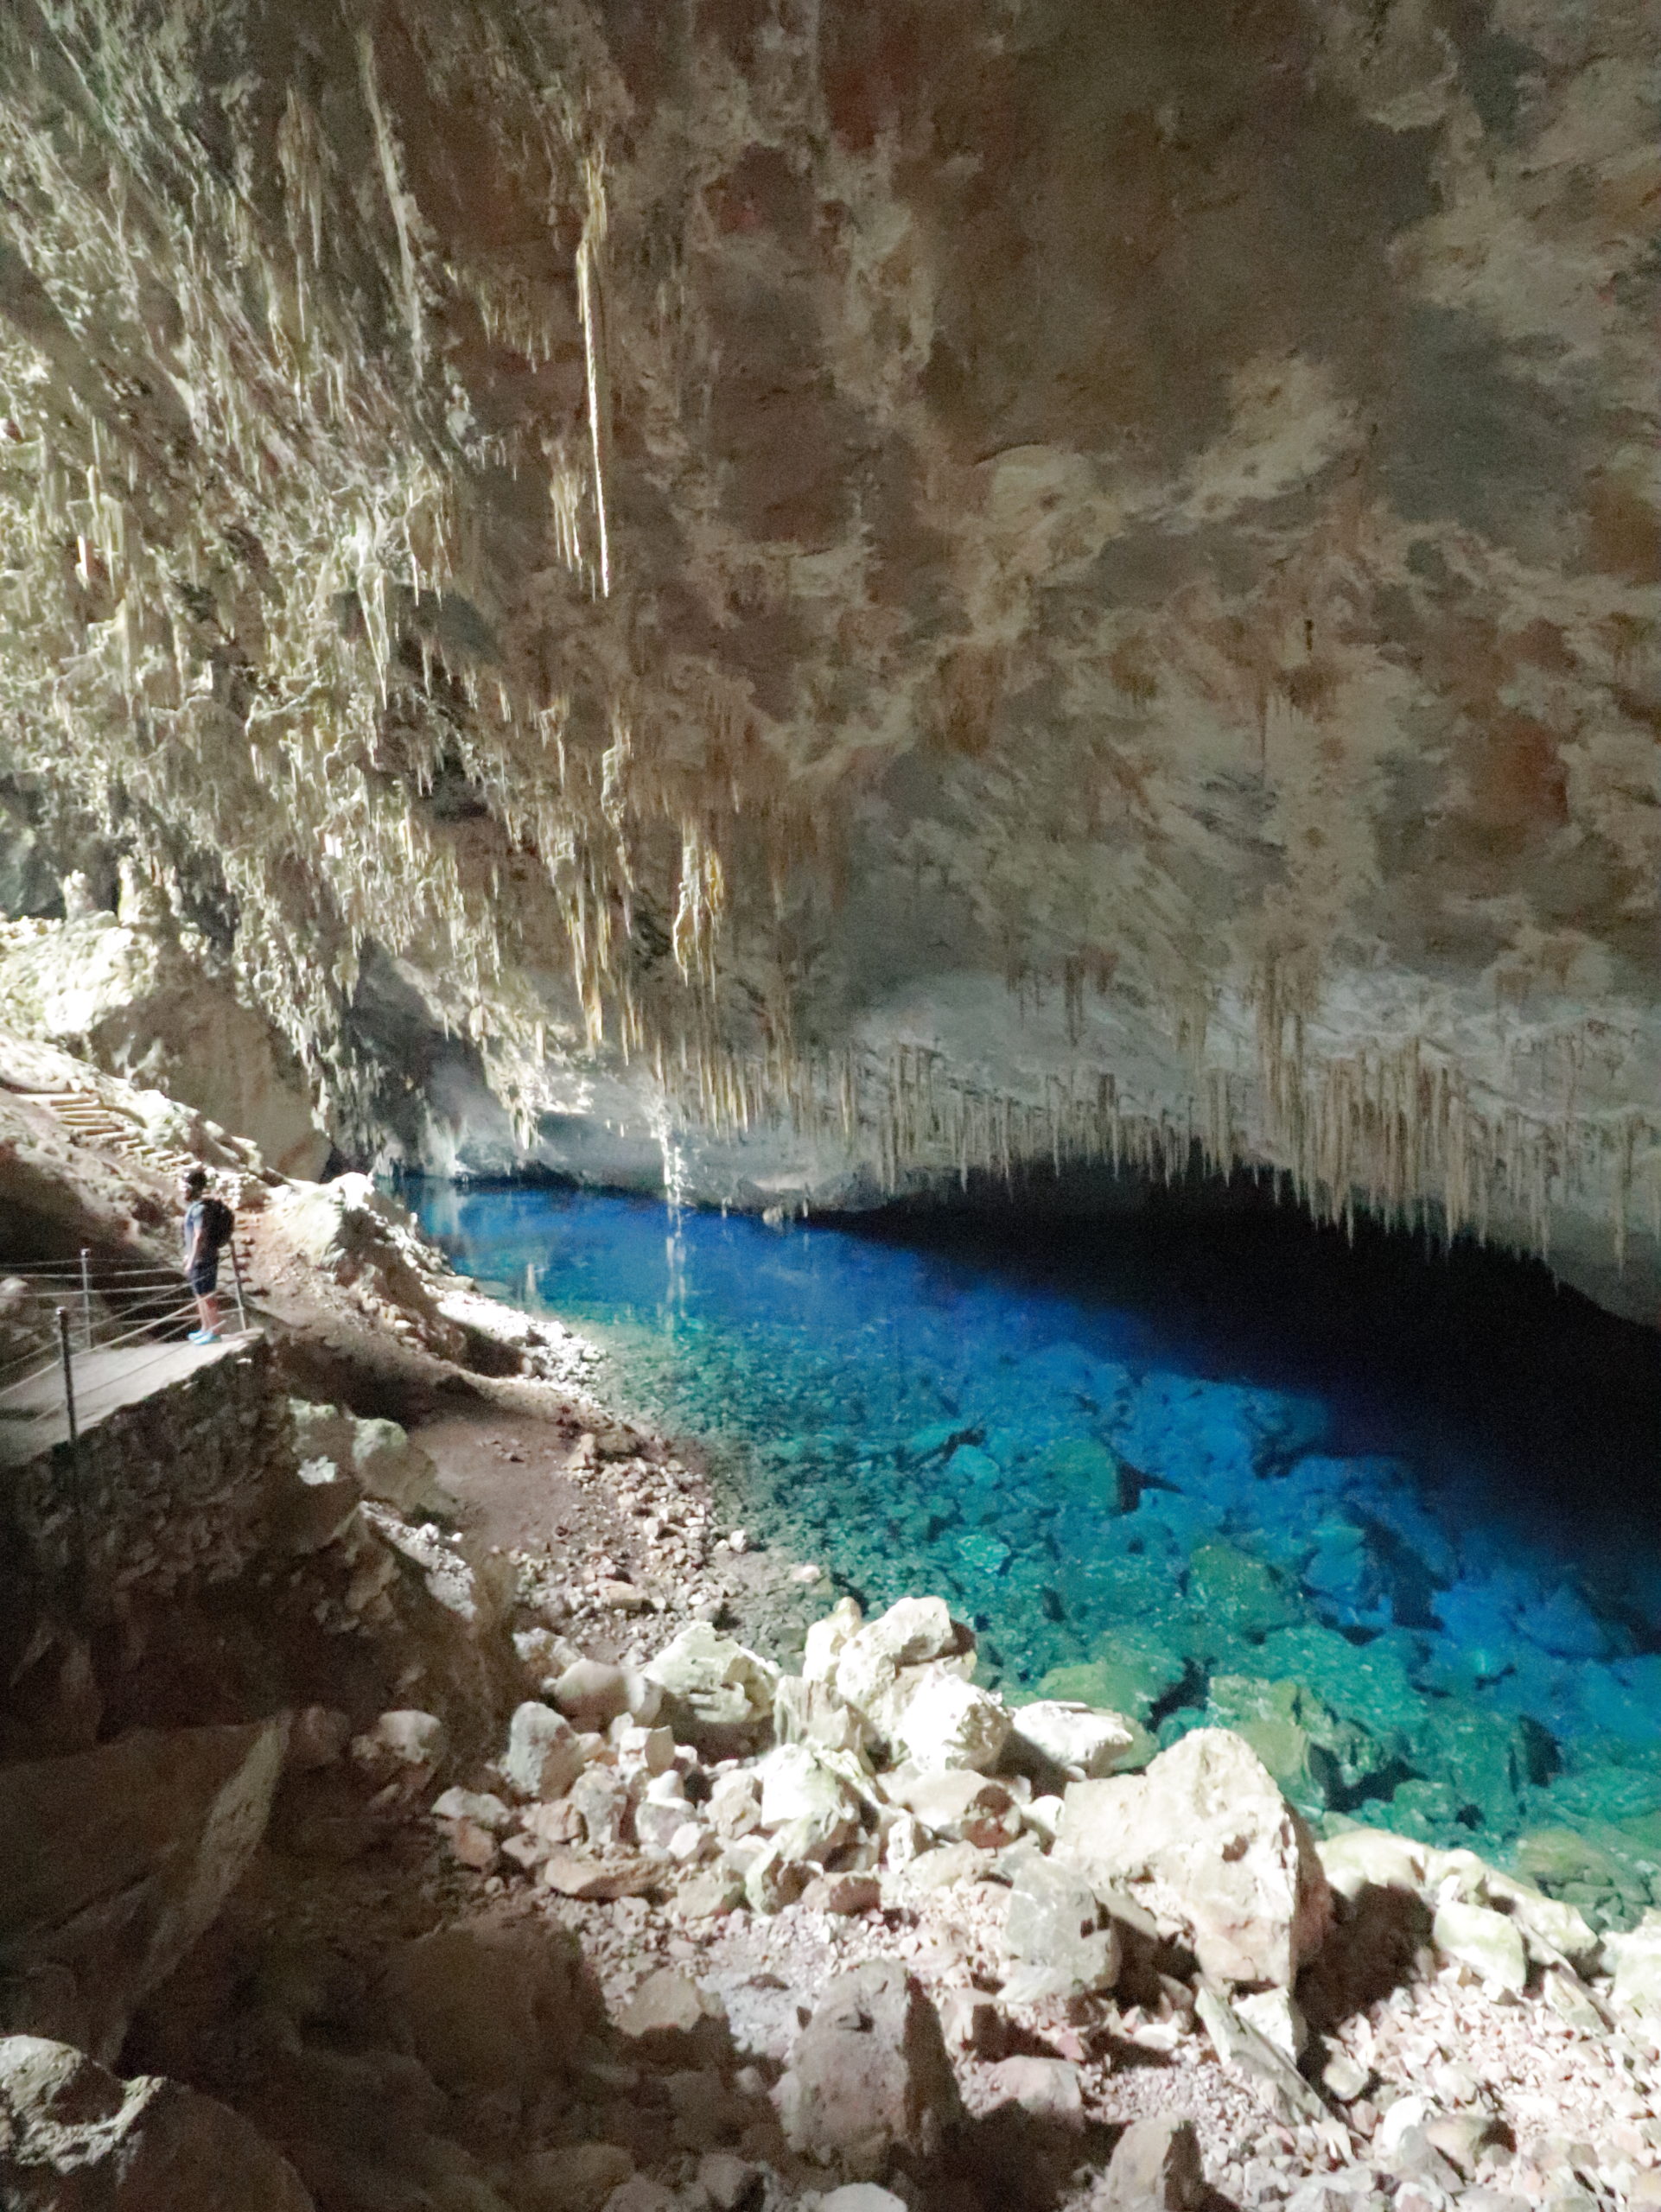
[1, 1060, 1658, 2211]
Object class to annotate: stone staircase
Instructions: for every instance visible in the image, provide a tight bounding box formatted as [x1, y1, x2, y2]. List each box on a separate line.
[14, 1087, 263, 1293]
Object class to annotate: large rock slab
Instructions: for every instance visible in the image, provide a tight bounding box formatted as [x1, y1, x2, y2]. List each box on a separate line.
[776, 1960, 962, 2178]
[1003, 1854, 1120, 1995]
[0, 2034, 315, 2209]
[0, 1719, 288, 2060]
[1053, 1727, 1331, 1987]
[381, 1916, 589, 2115]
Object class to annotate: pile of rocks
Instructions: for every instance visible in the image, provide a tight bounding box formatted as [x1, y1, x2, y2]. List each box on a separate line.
[391, 1591, 1659, 2210]
[3, 1542, 1657, 2212]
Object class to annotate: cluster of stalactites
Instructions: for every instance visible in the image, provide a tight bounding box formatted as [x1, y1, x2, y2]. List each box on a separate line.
[0, 0, 761, 1119]
[601, 1027, 1659, 1276]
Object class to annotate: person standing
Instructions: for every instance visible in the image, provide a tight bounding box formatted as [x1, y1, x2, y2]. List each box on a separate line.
[181, 1167, 233, 1344]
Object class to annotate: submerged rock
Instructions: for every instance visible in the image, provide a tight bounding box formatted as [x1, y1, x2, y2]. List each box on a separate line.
[1031, 1435, 1131, 1510]
[1186, 1541, 1301, 1639]
[1039, 1624, 1188, 1722]
[1206, 1674, 1385, 1814]
[1257, 1625, 1427, 1738]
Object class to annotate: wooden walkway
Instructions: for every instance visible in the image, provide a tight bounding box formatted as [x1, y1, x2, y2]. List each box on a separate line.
[0, 1333, 251, 1464]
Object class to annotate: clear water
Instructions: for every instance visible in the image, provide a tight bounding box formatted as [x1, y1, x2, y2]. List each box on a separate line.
[411, 1178, 1661, 1925]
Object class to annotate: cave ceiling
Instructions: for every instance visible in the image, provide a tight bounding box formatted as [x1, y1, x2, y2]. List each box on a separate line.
[0, 0, 1656, 1305]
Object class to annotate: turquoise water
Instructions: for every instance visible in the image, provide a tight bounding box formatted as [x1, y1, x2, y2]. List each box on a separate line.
[411, 1179, 1661, 1924]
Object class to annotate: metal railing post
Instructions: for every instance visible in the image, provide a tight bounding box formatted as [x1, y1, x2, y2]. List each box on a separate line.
[229, 1238, 248, 1333]
[80, 1247, 93, 1350]
[56, 1306, 78, 1450]
[56, 1305, 87, 1598]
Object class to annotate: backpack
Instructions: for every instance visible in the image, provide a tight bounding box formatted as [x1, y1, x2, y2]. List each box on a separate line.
[198, 1195, 235, 1251]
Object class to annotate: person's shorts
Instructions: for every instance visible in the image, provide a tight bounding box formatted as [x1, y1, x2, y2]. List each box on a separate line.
[186, 1256, 220, 1296]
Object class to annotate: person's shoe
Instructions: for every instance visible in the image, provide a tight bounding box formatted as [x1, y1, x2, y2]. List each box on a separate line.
[187, 1328, 220, 1345]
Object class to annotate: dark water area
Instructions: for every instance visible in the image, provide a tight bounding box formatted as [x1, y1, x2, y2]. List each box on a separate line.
[410, 1173, 1661, 1925]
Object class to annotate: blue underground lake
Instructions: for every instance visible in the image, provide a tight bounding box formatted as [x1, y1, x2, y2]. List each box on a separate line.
[410, 1176, 1661, 1926]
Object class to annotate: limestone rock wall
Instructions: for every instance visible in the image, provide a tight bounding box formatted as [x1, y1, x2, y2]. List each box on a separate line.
[0, 1, 1653, 1306]
[0, 913, 329, 1179]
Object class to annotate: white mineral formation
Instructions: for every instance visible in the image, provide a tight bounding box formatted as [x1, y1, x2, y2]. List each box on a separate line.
[1054, 1727, 1333, 1988]
[0, 0, 1651, 1316]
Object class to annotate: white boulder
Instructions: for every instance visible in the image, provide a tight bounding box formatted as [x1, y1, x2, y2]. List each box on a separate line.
[1233, 1987, 1308, 2063]
[833, 1597, 969, 1721]
[884, 1666, 1010, 1773]
[755, 1744, 861, 1861]
[1054, 1728, 1332, 1988]
[803, 1597, 864, 1686]
[500, 1703, 586, 1802]
[645, 1624, 778, 1745]
[1599, 1914, 1661, 2017]
[549, 1658, 659, 1732]
[1009, 1699, 1142, 1779]
[1316, 1826, 1433, 1902]
[350, 1416, 449, 1515]
[884, 1768, 1021, 1847]
[1430, 1899, 1528, 1993]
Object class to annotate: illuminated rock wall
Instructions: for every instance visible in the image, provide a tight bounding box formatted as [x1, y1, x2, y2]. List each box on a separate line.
[0, 0, 1654, 1310]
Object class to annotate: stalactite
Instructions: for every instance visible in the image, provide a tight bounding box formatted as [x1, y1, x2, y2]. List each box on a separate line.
[0, 0, 1649, 1289]
[576, 160, 612, 601]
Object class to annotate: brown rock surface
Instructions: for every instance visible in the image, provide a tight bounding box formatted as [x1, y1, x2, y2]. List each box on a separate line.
[380, 1916, 589, 2112]
[0, 4, 1652, 1308]
[0, 2035, 315, 2210]
[777, 1959, 963, 2178]
[0, 1719, 288, 2062]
